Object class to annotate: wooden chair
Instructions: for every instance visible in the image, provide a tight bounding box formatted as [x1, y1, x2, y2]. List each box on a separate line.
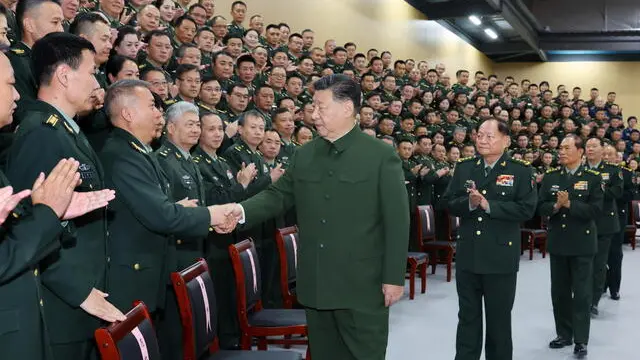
[628, 201, 640, 250]
[416, 205, 456, 282]
[170, 258, 303, 360]
[94, 302, 161, 360]
[229, 239, 310, 357]
[520, 216, 548, 260]
[275, 226, 299, 309]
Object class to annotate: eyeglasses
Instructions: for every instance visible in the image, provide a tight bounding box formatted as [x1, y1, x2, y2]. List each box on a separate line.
[150, 80, 168, 87]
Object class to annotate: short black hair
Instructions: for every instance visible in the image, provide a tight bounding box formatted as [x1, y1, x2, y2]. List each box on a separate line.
[175, 64, 199, 79]
[33, 32, 95, 86]
[188, 3, 206, 13]
[236, 54, 255, 67]
[174, 14, 197, 29]
[144, 29, 171, 44]
[69, 11, 108, 36]
[105, 54, 136, 80]
[222, 33, 243, 45]
[16, 0, 60, 35]
[273, 107, 290, 121]
[288, 32, 302, 41]
[112, 25, 138, 50]
[238, 109, 265, 127]
[231, 0, 246, 9]
[176, 43, 198, 58]
[227, 82, 247, 95]
[333, 46, 347, 55]
[313, 74, 361, 115]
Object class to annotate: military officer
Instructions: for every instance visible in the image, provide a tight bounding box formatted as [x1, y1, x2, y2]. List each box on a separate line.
[443, 119, 537, 360]
[272, 107, 297, 167]
[99, 79, 237, 356]
[221, 75, 409, 360]
[537, 134, 604, 359]
[604, 144, 632, 300]
[412, 135, 437, 205]
[6, 33, 124, 360]
[0, 52, 117, 360]
[584, 137, 622, 315]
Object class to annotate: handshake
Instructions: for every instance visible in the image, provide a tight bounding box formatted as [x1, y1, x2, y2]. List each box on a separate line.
[208, 203, 245, 234]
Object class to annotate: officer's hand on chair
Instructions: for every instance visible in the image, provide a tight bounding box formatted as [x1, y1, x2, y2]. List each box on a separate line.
[80, 288, 126, 323]
[383, 284, 404, 307]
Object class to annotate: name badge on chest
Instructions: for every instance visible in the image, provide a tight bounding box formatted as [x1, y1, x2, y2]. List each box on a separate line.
[496, 174, 514, 187]
[227, 170, 234, 180]
[181, 174, 194, 187]
[574, 181, 588, 190]
[601, 173, 609, 181]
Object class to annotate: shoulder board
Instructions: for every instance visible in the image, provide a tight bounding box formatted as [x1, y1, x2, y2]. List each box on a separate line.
[138, 63, 147, 70]
[130, 141, 146, 154]
[193, 156, 201, 163]
[157, 149, 170, 157]
[219, 157, 227, 162]
[623, 166, 632, 172]
[585, 169, 600, 176]
[10, 48, 25, 55]
[509, 157, 531, 167]
[164, 99, 176, 106]
[457, 156, 476, 163]
[233, 145, 242, 151]
[199, 103, 213, 112]
[43, 114, 60, 128]
[546, 167, 561, 174]
[605, 161, 620, 167]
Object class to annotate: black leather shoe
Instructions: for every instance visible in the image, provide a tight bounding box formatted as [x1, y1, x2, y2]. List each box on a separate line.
[549, 337, 573, 349]
[574, 343, 588, 358]
[611, 292, 620, 300]
[590, 305, 599, 317]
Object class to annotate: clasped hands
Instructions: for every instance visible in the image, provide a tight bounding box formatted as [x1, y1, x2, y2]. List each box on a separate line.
[468, 187, 489, 211]
[208, 203, 244, 234]
[554, 190, 570, 209]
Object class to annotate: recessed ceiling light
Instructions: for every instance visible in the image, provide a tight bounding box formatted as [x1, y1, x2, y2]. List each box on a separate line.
[469, 15, 482, 26]
[484, 28, 498, 39]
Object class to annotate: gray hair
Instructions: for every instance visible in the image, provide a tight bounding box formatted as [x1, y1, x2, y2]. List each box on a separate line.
[166, 101, 199, 124]
[105, 79, 151, 122]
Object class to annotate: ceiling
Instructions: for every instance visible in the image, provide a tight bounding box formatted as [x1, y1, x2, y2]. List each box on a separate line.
[405, 0, 640, 62]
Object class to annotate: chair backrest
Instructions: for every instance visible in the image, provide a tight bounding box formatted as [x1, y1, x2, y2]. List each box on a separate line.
[275, 226, 299, 294]
[229, 239, 263, 317]
[170, 258, 217, 360]
[632, 200, 640, 223]
[448, 212, 461, 241]
[95, 302, 161, 360]
[416, 205, 436, 244]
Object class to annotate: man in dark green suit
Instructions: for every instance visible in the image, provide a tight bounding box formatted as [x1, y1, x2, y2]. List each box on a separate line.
[99, 80, 234, 358]
[220, 75, 409, 360]
[538, 134, 604, 359]
[443, 119, 537, 360]
[0, 53, 116, 360]
[6, 33, 124, 360]
[584, 137, 622, 315]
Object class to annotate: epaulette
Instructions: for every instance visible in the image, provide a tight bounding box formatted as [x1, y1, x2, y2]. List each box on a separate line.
[546, 167, 561, 174]
[585, 169, 600, 176]
[138, 63, 147, 70]
[509, 157, 531, 167]
[605, 161, 620, 167]
[193, 156, 201, 163]
[10, 48, 25, 56]
[43, 114, 60, 128]
[130, 141, 146, 154]
[164, 99, 177, 106]
[233, 145, 243, 151]
[623, 166, 632, 172]
[457, 156, 475, 163]
[198, 103, 213, 112]
[219, 156, 227, 162]
[157, 148, 170, 157]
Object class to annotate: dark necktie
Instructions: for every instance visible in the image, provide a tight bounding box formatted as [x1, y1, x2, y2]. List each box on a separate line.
[484, 166, 491, 177]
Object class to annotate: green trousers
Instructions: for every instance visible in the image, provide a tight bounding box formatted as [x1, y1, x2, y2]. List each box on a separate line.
[51, 340, 97, 360]
[454, 270, 517, 360]
[304, 306, 389, 360]
[606, 229, 625, 295]
[592, 235, 612, 306]
[550, 255, 593, 344]
[207, 251, 240, 348]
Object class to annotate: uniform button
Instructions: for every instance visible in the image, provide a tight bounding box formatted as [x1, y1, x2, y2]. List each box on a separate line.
[328, 171, 334, 176]
[324, 194, 330, 200]
[481, 190, 487, 195]
[586, 230, 590, 234]
[320, 219, 326, 224]
[477, 217, 483, 222]
[578, 194, 582, 197]
[320, 244, 324, 248]
[562, 214, 566, 218]
[133, 263, 141, 270]
[106, 231, 110, 237]
[508, 241, 512, 246]
[107, 257, 111, 263]
[89, 184, 93, 189]
[562, 224, 566, 229]
[501, 192, 505, 196]
[177, 239, 183, 245]
[622, 209, 626, 213]
[40, 299, 44, 307]
[611, 212, 615, 216]
[34, 269, 38, 277]
[476, 230, 481, 235]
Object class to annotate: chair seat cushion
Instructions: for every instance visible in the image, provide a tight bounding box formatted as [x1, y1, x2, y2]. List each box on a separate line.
[407, 252, 428, 261]
[211, 350, 303, 360]
[423, 241, 456, 249]
[248, 309, 306, 327]
[522, 229, 547, 235]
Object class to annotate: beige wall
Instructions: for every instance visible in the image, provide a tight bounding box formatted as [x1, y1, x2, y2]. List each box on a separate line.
[494, 62, 640, 120]
[215, 0, 493, 75]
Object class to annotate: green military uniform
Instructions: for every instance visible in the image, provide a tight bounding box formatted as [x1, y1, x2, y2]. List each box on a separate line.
[239, 126, 409, 359]
[586, 161, 622, 309]
[227, 22, 245, 37]
[278, 138, 297, 168]
[412, 154, 437, 205]
[0, 171, 63, 360]
[7, 42, 36, 102]
[537, 166, 604, 346]
[95, 8, 123, 28]
[155, 141, 209, 359]
[607, 165, 634, 297]
[451, 83, 472, 95]
[5, 8, 18, 45]
[402, 158, 419, 250]
[443, 154, 537, 360]
[193, 146, 247, 347]
[6, 100, 108, 360]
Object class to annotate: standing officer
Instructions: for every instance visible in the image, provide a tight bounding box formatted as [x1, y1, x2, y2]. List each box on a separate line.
[221, 74, 409, 360]
[443, 119, 537, 360]
[0, 50, 116, 360]
[6, 32, 124, 360]
[604, 144, 632, 300]
[537, 134, 603, 359]
[584, 137, 622, 316]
